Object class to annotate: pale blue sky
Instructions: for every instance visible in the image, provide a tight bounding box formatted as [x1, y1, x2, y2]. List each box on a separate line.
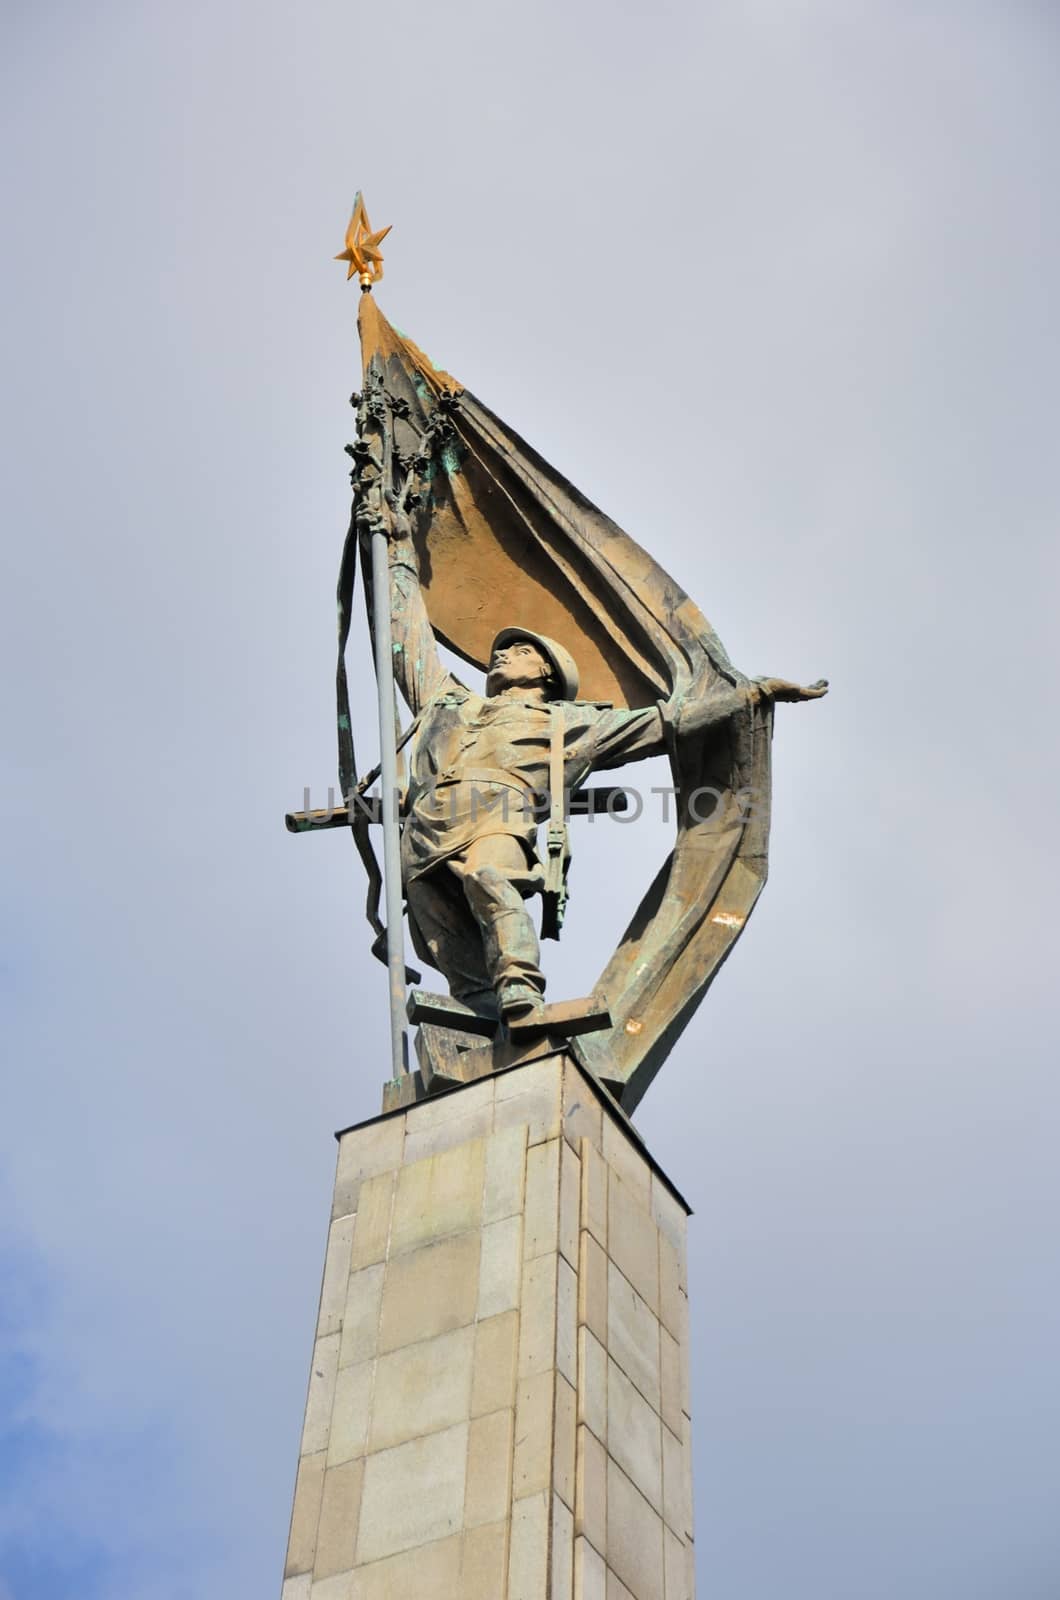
[2, 2, 1059, 1597]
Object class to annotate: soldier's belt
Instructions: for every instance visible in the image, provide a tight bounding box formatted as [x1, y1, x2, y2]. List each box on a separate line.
[431, 768, 540, 803]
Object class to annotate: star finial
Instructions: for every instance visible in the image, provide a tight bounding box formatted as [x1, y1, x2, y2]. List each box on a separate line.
[335, 192, 391, 291]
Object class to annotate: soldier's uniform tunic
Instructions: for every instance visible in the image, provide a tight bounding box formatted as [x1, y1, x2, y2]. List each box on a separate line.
[389, 539, 667, 1008]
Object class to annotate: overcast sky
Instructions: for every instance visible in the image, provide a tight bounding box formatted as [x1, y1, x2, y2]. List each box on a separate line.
[2, 2, 1059, 1597]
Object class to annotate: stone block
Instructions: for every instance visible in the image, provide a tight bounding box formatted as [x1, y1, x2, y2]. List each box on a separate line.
[577, 1327, 607, 1443]
[578, 1231, 608, 1347]
[562, 1061, 603, 1154]
[495, 1055, 563, 1145]
[552, 1493, 574, 1600]
[369, 1325, 474, 1453]
[327, 1359, 374, 1466]
[513, 1369, 554, 1498]
[466, 1407, 514, 1527]
[349, 1533, 462, 1600]
[518, 1254, 557, 1377]
[523, 1138, 560, 1260]
[339, 1264, 384, 1369]
[508, 1491, 549, 1600]
[333, 1114, 405, 1222]
[681, 1413, 694, 1540]
[602, 1118, 652, 1209]
[471, 1309, 519, 1417]
[403, 1097, 494, 1164]
[318, 1215, 356, 1339]
[282, 1578, 312, 1600]
[664, 1526, 688, 1600]
[405, 1075, 494, 1136]
[462, 1519, 509, 1600]
[575, 1424, 607, 1553]
[301, 1333, 341, 1457]
[555, 1371, 577, 1510]
[483, 1120, 529, 1223]
[390, 1138, 485, 1257]
[580, 1138, 608, 1249]
[557, 1255, 578, 1388]
[606, 1573, 636, 1600]
[662, 1424, 684, 1539]
[659, 1327, 682, 1437]
[310, 1573, 352, 1600]
[378, 1230, 480, 1352]
[608, 1175, 659, 1315]
[607, 1460, 664, 1600]
[650, 1175, 687, 1258]
[607, 1359, 662, 1513]
[356, 1423, 469, 1565]
[478, 1213, 523, 1319]
[315, 1457, 364, 1579]
[608, 1263, 660, 1413]
[285, 1449, 327, 1577]
[349, 1172, 395, 1271]
[574, 1535, 607, 1600]
[559, 1139, 581, 1268]
[658, 1236, 685, 1343]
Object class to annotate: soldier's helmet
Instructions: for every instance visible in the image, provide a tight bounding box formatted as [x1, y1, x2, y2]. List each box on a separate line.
[490, 627, 580, 702]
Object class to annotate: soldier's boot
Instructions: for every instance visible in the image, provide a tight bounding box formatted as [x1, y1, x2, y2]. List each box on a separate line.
[461, 863, 545, 1022]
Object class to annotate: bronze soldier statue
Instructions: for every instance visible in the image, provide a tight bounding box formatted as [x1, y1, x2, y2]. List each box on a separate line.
[378, 507, 826, 1028]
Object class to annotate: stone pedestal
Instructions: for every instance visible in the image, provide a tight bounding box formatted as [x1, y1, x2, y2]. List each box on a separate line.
[281, 1051, 694, 1600]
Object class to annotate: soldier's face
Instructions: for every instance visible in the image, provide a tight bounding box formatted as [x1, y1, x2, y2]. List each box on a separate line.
[486, 639, 553, 697]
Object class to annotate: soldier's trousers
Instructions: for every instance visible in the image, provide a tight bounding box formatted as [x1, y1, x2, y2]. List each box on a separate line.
[405, 841, 545, 1012]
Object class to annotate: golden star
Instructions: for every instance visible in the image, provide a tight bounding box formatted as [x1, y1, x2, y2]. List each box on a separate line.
[335, 192, 392, 285]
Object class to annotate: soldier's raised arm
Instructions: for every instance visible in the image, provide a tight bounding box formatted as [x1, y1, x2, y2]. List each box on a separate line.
[359, 502, 448, 717]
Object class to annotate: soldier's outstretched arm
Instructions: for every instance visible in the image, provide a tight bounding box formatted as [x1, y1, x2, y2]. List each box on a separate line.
[678, 675, 828, 736]
[361, 503, 448, 716]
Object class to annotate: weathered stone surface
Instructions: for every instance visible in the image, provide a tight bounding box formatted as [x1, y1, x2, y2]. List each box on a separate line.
[580, 1138, 608, 1249]
[339, 1263, 385, 1369]
[508, 1491, 549, 1600]
[518, 1254, 557, 1377]
[602, 1118, 651, 1208]
[578, 1230, 608, 1347]
[575, 1425, 607, 1553]
[574, 1538, 606, 1600]
[577, 1326, 607, 1442]
[659, 1326, 683, 1436]
[315, 1457, 364, 1579]
[608, 1358, 662, 1514]
[327, 1359, 373, 1466]
[555, 1371, 577, 1511]
[523, 1138, 560, 1260]
[557, 1255, 578, 1388]
[608, 1174, 659, 1315]
[350, 1533, 462, 1600]
[378, 1231, 480, 1352]
[559, 1138, 581, 1268]
[662, 1423, 684, 1539]
[466, 1408, 514, 1527]
[552, 1493, 574, 1600]
[349, 1172, 395, 1270]
[471, 1309, 519, 1417]
[333, 1114, 405, 1221]
[318, 1216, 356, 1339]
[285, 1450, 326, 1577]
[369, 1325, 474, 1452]
[513, 1370, 554, 1498]
[658, 1235, 685, 1343]
[563, 1061, 603, 1154]
[301, 1333, 341, 1457]
[483, 1121, 529, 1222]
[462, 1519, 509, 1600]
[495, 1056, 563, 1145]
[608, 1263, 660, 1413]
[478, 1213, 523, 1319]
[390, 1139, 485, 1256]
[664, 1525, 688, 1600]
[607, 1460, 664, 1600]
[356, 1423, 469, 1565]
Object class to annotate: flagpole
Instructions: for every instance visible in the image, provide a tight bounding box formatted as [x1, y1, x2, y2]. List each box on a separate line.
[368, 509, 408, 1080]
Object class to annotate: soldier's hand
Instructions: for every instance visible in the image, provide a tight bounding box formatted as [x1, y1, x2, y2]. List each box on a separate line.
[753, 677, 829, 704]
